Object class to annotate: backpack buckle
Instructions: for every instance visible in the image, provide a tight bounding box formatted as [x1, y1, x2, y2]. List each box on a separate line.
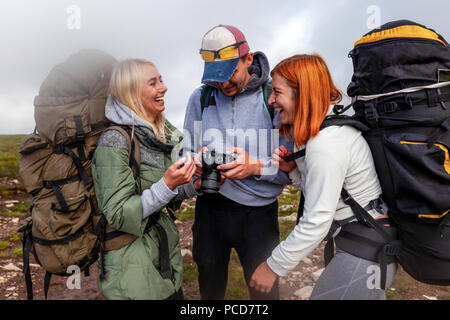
[76, 131, 85, 141]
[340, 189, 353, 204]
[364, 104, 379, 126]
[384, 243, 399, 256]
[53, 145, 64, 154]
[383, 102, 398, 114]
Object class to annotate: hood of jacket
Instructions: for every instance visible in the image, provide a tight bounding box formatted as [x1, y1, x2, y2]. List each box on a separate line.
[104, 96, 181, 154]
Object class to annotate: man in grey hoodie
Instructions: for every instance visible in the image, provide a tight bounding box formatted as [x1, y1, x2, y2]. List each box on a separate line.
[182, 25, 292, 300]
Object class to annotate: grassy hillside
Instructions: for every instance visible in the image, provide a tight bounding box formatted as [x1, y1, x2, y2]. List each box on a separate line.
[0, 135, 25, 178]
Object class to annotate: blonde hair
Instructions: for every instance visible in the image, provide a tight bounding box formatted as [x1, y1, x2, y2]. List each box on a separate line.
[109, 59, 166, 141]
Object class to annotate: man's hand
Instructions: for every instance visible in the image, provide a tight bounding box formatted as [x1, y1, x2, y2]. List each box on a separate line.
[249, 261, 278, 293]
[217, 147, 263, 180]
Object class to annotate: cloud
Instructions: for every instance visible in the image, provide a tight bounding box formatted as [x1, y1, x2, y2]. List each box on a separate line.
[0, 90, 36, 134]
[0, 0, 449, 134]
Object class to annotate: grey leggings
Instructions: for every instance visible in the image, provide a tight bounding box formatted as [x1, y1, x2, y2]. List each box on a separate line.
[310, 249, 397, 300]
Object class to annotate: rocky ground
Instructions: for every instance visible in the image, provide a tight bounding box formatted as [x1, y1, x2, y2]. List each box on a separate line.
[1, 179, 449, 300]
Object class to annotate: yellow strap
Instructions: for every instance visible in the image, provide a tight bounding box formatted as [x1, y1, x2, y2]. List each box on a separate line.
[400, 141, 450, 174]
[419, 209, 449, 220]
[354, 25, 446, 47]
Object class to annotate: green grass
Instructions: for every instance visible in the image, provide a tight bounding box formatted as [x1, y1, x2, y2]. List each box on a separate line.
[181, 249, 250, 300]
[0, 185, 27, 197]
[289, 187, 299, 194]
[13, 248, 23, 257]
[0, 240, 11, 251]
[177, 207, 195, 221]
[3, 211, 23, 217]
[14, 201, 31, 212]
[277, 188, 301, 218]
[1, 201, 32, 218]
[277, 192, 300, 207]
[0, 135, 24, 178]
[182, 255, 201, 300]
[8, 232, 20, 242]
[225, 249, 249, 300]
[279, 220, 296, 241]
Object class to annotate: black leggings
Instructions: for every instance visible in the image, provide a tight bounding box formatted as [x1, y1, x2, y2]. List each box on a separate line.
[192, 193, 280, 300]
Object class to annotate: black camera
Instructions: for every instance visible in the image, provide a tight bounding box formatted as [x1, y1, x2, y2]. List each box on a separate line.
[201, 150, 234, 193]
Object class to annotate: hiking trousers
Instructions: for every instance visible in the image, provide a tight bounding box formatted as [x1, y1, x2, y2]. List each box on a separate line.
[310, 248, 397, 300]
[192, 193, 280, 300]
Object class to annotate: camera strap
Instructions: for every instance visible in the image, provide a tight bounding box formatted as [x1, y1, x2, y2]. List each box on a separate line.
[281, 149, 305, 162]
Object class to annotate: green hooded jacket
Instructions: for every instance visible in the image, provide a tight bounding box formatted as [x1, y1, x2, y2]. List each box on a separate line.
[92, 98, 198, 299]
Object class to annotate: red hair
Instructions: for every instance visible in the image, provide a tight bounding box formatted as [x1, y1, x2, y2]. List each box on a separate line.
[271, 54, 342, 146]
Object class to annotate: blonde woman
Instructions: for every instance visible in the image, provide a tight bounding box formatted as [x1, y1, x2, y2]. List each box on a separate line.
[92, 59, 201, 299]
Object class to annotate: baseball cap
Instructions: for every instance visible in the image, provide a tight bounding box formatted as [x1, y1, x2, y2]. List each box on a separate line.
[200, 25, 250, 83]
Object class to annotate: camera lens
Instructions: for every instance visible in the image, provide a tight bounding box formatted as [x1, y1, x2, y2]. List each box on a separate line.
[201, 149, 221, 193]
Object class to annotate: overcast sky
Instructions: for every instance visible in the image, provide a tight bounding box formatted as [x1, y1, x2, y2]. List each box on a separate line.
[0, 0, 448, 134]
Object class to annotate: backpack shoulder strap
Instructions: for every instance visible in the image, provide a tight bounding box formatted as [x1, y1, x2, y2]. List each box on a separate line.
[281, 149, 305, 162]
[281, 115, 369, 163]
[262, 80, 275, 122]
[104, 125, 141, 179]
[200, 85, 215, 114]
[321, 114, 370, 132]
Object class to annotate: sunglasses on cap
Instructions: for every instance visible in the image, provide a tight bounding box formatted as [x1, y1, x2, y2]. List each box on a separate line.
[200, 41, 247, 62]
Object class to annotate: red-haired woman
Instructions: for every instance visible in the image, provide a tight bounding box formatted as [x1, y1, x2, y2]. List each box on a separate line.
[249, 54, 397, 300]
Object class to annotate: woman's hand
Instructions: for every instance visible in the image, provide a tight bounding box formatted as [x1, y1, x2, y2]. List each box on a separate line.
[163, 153, 196, 190]
[249, 261, 278, 293]
[271, 146, 297, 173]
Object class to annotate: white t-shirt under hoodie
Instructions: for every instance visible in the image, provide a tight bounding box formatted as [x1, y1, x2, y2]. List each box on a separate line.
[267, 115, 383, 276]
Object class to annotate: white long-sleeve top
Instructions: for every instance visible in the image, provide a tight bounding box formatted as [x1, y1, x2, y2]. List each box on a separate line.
[267, 120, 383, 276]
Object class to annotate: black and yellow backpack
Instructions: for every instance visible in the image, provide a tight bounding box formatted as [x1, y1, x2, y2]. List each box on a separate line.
[290, 20, 450, 289]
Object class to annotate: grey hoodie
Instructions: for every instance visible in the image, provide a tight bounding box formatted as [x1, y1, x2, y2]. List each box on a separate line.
[99, 97, 199, 219]
[182, 51, 292, 206]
